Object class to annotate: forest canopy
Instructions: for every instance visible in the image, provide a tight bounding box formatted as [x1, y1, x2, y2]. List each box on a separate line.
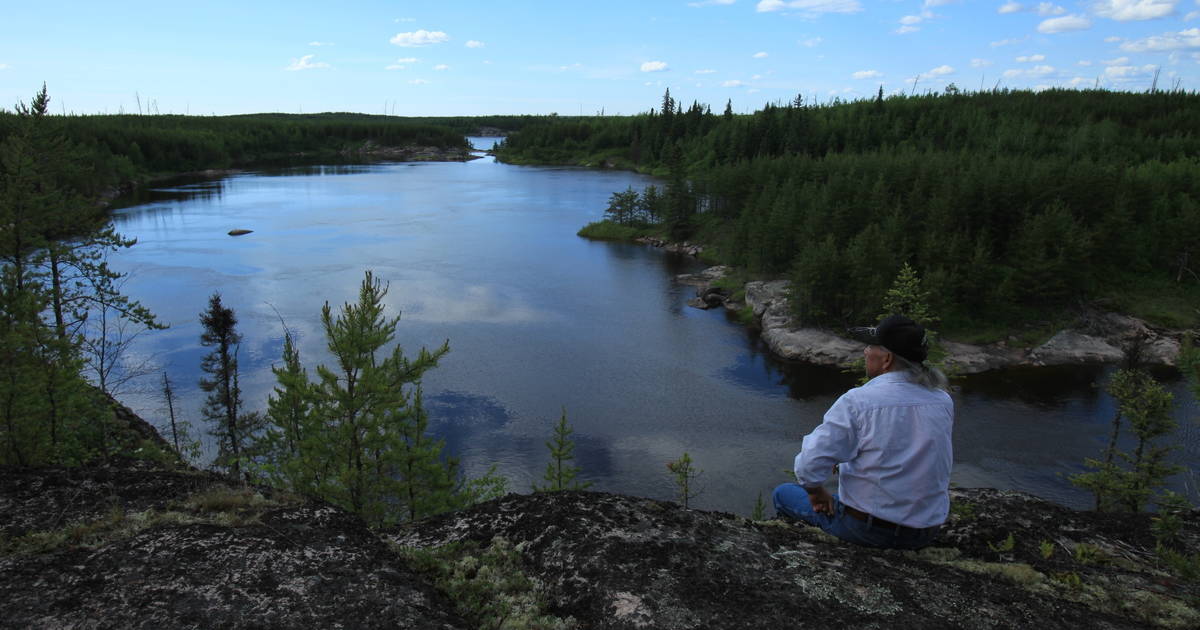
[496, 88, 1200, 338]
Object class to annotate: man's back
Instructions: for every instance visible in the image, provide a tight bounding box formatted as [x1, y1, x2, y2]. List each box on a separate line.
[829, 372, 953, 528]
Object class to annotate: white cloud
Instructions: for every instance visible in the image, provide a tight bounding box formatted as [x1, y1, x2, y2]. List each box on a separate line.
[1120, 28, 1200, 51]
[722, 79, 745, 87]
[900, 14, 924, 24]
[385, 57, 419, 70]
[689, 0, 736, 5]
[1038, 14, 1093, 32]
[1105, 63, 1157, 77]
[408, 79, 430, 85]
[0, 63, 8, 70]
[755, 0, 863, 15]
[800, 36, 824, 47]
[753, 51, 769, 58]
[465, 40, 485, 48]
[390, 30, 450, 47]
[433, 64, 449, 71]
[1105, 35, 1125, 41]
[285, 54, 330, 71]
[641, 60, 669, 72]
[924, 0, 956, 5]
[897, 25, 920, 33]
[1002, 64, 1056, 77]
[1092, 0, 1178, 21]
[1079, 59, 1094, 65]
[1037, 2, 1067, 15]
[999, 2, 1023, 12]
[308, 41, 334, 47]
[1016, 54, 1047, 61]
[1102, 56, 1131, 64]
[928, 64, 955, 75]
[695, 69, 717, 74]
[395, 17, 416, 23]
[853, 70, 882, 78]
[558, 63, 583, 71]
[1068, 76, 1093, 86]
[991, 37, 1027, 46]
[971, 58, 994, 67]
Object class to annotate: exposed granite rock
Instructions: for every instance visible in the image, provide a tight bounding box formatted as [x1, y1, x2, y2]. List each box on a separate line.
[0, 460, 468, 630]
[675, 266, 729, 287]
[3, 460, 1198, 629]
[1030, 331, 1126, 366]
[678, 270, 1186, 373]
[392, 489, 1199, 630]
[940, 340, 1027, 374]
[346, 141, 479, 162]
[635, 237, 703, 257]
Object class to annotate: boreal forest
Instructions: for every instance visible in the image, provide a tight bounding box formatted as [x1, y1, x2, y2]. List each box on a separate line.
[496, 88, 1200, 340]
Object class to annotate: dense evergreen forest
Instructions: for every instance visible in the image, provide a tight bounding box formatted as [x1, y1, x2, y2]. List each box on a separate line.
[0, 108, 514, 198]
[496, 89, 1200, 339]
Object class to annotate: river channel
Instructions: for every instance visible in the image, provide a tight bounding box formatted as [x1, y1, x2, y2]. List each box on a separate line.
[106, 138, 1199, 514]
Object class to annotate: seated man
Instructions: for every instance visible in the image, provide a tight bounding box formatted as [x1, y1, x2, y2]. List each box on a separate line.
[773, 314, 953, 550]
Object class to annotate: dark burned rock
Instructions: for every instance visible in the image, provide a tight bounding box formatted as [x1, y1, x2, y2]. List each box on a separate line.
[4, 459, 1198, 629]
[1, 461, 468, 630]
[392, 490, 1200, 630]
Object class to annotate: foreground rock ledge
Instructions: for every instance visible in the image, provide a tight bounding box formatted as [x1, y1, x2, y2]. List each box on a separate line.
[3, 460, 1198, 629]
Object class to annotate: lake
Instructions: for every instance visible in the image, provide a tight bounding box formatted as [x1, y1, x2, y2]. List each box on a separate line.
[106, 138, 1199, 514]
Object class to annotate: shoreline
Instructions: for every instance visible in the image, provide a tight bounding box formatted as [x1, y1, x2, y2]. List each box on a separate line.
[667, 262, 1185, 376]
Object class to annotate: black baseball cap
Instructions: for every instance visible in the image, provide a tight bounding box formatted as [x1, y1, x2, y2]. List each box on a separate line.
[849, 315, 928, 363]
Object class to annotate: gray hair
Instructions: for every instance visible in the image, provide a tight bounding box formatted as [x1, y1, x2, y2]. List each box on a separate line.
[892, 353, 950, 392]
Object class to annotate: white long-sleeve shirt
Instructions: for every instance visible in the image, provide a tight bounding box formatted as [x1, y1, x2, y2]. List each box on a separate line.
[793, 370, 954, 529]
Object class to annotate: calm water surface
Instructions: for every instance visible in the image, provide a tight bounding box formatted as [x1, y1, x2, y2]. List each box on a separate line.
[107, 139, 1199, 514]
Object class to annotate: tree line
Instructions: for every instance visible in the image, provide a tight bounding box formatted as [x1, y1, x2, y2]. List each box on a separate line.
[497, 88, 1200, 336]
[0, 100, 474, 198]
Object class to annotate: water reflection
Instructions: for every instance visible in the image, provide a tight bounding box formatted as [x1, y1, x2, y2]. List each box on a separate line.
[102, 157, 1199, 515]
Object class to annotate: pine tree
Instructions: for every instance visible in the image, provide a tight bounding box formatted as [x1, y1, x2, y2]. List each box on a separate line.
[666, 452, 702, 508]
[533, 408, 592, 492]
[259, 271, 462, 526]
[198, 292, 256, 478]
[0, 86, 110, 465]
[879, 262, 938, 328]
[1072, 345, 1183, 512]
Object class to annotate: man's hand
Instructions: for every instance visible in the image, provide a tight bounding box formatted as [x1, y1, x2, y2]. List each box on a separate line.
[805, 485, 834, 515]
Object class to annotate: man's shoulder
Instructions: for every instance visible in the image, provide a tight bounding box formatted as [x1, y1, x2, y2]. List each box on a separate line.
[851, 374, 952, 407]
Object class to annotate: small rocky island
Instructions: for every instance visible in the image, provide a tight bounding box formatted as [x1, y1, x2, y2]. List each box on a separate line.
[2, 453, 1197, 629]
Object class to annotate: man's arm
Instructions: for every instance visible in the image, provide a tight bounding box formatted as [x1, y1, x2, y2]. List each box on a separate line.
[794, 394, 858, 493]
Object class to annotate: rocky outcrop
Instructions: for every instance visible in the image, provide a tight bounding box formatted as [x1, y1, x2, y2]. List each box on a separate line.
[0, 460, 468, 630]
[394, 488, 1199, 629]
[635, 237, 704, 257]
[3, 460, 1197, 629]
[347, 141, 479, 162]
[678, 266, 1188, 373]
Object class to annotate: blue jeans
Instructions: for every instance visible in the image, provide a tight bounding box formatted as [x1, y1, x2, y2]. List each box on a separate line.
[772, 483, 939, 550]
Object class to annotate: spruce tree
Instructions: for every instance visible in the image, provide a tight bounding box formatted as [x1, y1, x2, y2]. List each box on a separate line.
[198, 292, 255, 478]
[533, 408, 592, 492]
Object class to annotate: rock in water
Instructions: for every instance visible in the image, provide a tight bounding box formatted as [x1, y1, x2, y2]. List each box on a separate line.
[227, 229, 253, 236]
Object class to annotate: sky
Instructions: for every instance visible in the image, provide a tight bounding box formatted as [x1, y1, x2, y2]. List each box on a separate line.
[2, 1, 1198, 116]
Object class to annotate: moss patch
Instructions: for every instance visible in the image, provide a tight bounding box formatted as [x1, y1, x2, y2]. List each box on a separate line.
[395, 537, 576, 630]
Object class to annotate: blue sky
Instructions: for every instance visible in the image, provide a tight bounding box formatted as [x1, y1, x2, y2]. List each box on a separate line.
[2, 1, 1197, 116]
